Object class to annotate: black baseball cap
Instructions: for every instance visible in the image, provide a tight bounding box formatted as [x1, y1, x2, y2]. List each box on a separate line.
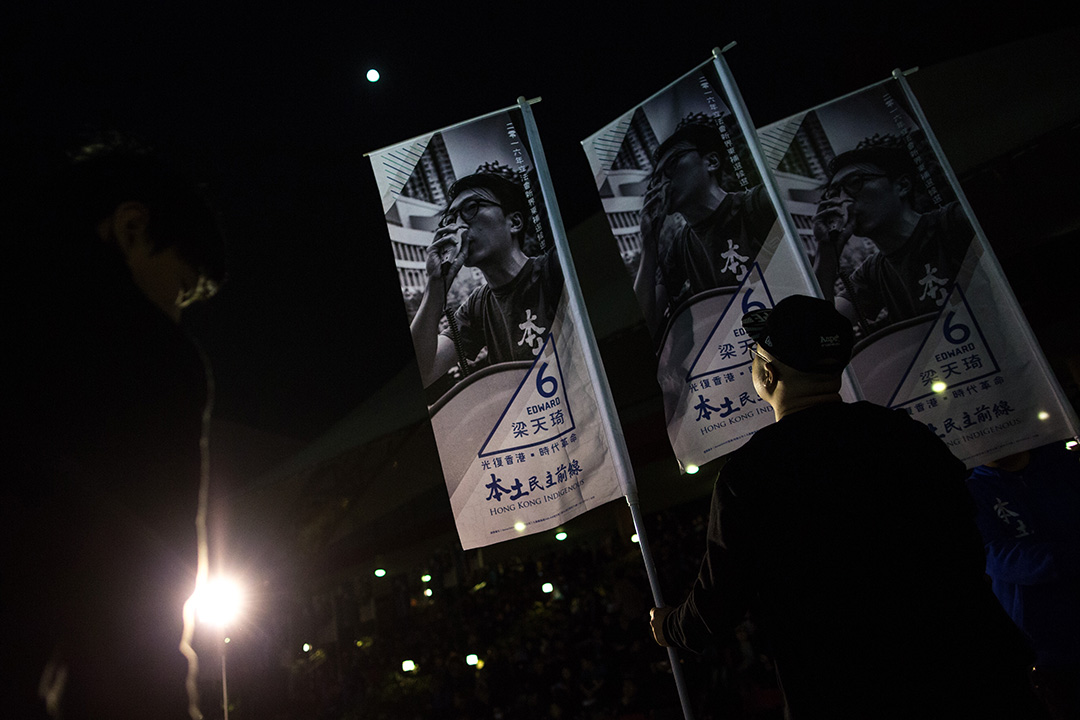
[741, 295, 853, 374]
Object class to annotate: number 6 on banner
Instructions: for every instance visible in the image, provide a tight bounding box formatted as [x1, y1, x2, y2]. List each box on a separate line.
[742, 287, 766, 314]
[943, 311, 971, 345]
[536, 362, 558, 398]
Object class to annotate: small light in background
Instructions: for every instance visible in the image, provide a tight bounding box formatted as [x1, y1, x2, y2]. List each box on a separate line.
[514, 521, 526, 532]
[302, 643, 312, 653]
[366, 68, 381, 83]
[1038, 411, 1050, 421]
[542, 582, 554, 594]
[374, 568, 386, 578]
[555, 531, 567, 541]
[466, 654, 479, 666]
[931, 381, 947, 393]
[631, 534, 639, 544]
[685, 464, 700, 474]
[223, 637, 231, 644]
[1066, 439, 1078, 451]
[421, 574, 432, 583]
[401, 660, 416, 672]
[424, 588, 433, 597]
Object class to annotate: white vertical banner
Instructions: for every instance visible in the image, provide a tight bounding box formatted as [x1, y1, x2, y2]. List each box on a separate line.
[582, 55, 824, 472]
[369, 105, 622, 550]
[756, 73, 1079, 465]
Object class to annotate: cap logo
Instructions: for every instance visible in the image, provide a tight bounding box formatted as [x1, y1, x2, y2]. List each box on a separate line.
[820, 334, 840, 347]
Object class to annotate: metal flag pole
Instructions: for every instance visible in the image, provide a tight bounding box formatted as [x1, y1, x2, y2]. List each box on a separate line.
[891, 68, 1080, 441]
[517, 96, 696, 720]
[711, 46, 865, 401]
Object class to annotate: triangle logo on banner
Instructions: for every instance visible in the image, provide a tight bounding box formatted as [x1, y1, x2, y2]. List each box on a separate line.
[686, 263, 776, 382]
[887, 285, 1001, 409]
[374, 135, 433, 213]
[479, 333, 576, 458]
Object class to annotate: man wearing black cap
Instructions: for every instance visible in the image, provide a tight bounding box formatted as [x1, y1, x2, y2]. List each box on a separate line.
[649, 295, 1043, 718]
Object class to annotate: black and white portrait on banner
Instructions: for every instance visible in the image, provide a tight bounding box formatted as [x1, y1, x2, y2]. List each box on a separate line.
[372, 109, 622, 550]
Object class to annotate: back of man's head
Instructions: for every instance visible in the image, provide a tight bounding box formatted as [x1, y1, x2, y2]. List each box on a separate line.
[53, 135, 227, 286]
[743, 295, 854, 378]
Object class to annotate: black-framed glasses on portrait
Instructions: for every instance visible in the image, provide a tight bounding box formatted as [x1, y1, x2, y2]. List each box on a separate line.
[821, 172, 888, 200]
[438, 198, 502, 228]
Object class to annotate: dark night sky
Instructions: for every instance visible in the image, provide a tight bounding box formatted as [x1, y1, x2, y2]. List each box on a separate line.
[4, 2, 1076, 442]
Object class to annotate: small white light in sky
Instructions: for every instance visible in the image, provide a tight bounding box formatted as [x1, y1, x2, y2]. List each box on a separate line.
[931, 381, 947, 393]
[631, 534, 639, 544]
[555, 531, 567, 541]
[302, 643, 311, 653]
[421, 574, 432, 583]
[366, 68, 381, 83]
[514, 521, 526, 532]
[374, 568, 386, 578]
[542, 582, 554, 594]
[424, 588, 433, 597]
[401, 660, 416, 672]
[1037, 411, 1050, 421]
[685, 464, 700, 474]
[466, 654, 479, 666]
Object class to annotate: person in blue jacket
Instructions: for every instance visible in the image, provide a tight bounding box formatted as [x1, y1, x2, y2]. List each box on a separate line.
[968, 442, 1080, 720]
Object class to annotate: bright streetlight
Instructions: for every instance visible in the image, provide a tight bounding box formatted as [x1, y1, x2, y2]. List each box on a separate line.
[195, 577, 244, 720]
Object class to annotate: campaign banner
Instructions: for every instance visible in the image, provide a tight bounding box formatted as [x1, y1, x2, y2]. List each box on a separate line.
[582, 59, 820, 471]
[369, 108, 622, 550]
[756, 76, 1078, 466]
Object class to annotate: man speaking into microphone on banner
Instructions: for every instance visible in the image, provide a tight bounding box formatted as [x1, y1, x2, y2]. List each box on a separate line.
[811, 135, 974, 339]
[649, 295, 1045, 719]
[410, 166, 562, 392]
[633, 114, 775, 336]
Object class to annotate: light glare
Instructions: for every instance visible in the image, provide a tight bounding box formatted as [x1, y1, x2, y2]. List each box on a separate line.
[366, 68, 380, 83]
[631, 534, 639, 544]
[466, 654, 479, 666]
[685, 464, 700, 474]
[424, 588, 433, 597]
[555, 531, 567, 541]
[514, 521, 526, 532]
[195, 577, 243, 627]
[542, 582, 554, 593]
[402, 660, 416, 672]
[931, 381, 947, 393]
[421, 574, 432, 583]
[374, 568, 386, 578]
[1038, 411, 1050, 421]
